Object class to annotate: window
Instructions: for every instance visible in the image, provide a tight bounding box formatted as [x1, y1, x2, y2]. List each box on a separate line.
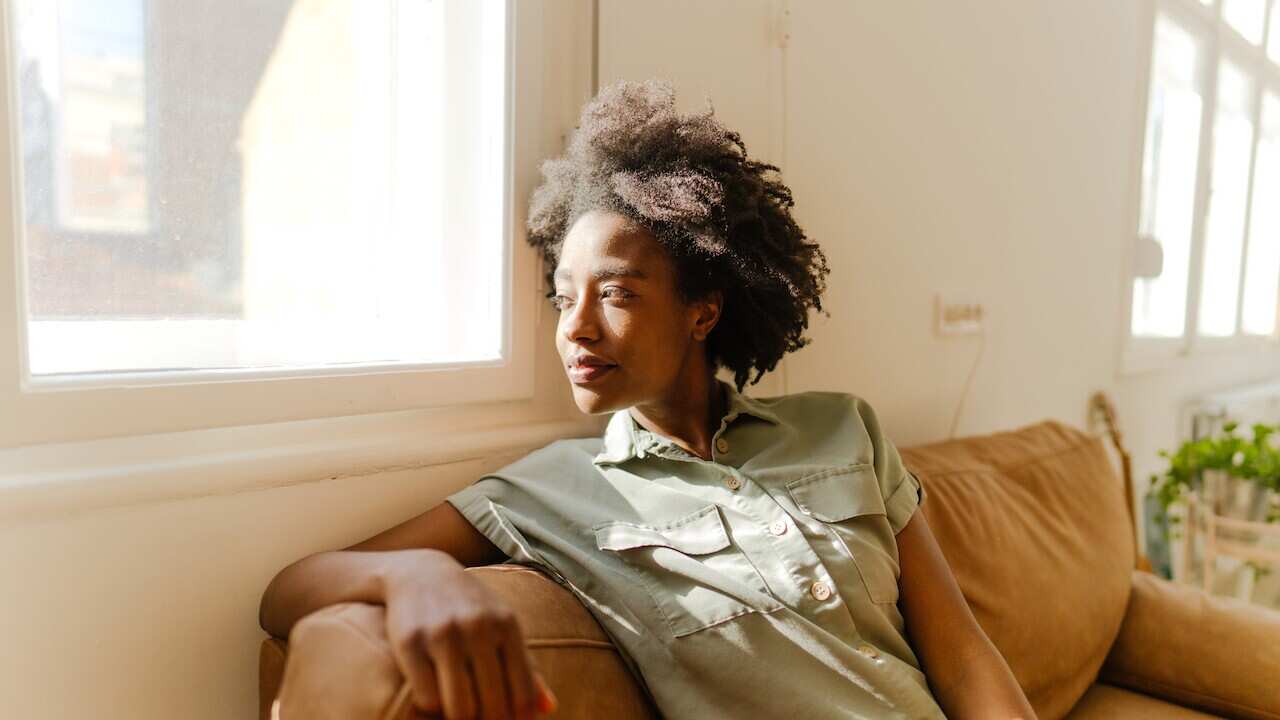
[15, 0, 507, 376]
[1127, 0, 1280, 368]
[0, 0, 592, 449]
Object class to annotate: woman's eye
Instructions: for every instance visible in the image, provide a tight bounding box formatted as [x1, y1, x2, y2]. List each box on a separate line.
[550, 289, 630, 311]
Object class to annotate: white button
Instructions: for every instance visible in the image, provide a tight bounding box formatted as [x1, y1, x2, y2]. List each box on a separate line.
[810, 580, 831, 601]
[715, 437, 730, 454]
[724, 474, 742, 491]
[769, 519, 788, 536]
[856, 643, 880, 660]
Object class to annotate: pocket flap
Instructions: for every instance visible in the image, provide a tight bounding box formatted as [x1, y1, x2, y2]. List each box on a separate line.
[594, 504, 731, 555]
[786, 464, 886, 522]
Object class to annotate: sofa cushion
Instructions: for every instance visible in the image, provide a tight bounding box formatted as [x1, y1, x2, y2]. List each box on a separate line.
[1065, 684, 1223, 719]
[901, 420, 1135, 720]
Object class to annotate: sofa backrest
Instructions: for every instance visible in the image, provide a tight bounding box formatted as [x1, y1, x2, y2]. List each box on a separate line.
[900, 420, 1135, 720]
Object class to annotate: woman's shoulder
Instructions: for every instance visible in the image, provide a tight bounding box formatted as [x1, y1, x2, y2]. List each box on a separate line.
[762, 387, 883, 426]
[481, 436, 603, 484]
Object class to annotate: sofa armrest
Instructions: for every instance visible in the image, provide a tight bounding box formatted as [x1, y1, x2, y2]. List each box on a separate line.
[260, 637, 288, 720]
[1099, 570, 1280, 720]
[266, 564, 659, 720]
[275, 601, 410, 719]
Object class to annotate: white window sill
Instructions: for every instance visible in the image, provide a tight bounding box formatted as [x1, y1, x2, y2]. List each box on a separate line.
[0, 407, 605, 525]
[1120, 334, 1280, 376]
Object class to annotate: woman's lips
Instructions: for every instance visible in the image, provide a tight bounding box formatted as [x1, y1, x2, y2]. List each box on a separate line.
[569, 363, 617, 384]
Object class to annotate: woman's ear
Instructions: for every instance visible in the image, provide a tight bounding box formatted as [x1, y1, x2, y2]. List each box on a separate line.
[691, 290, 723, 342]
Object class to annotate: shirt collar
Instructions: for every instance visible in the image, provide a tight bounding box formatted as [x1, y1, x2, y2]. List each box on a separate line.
[592, 378, 780, 466]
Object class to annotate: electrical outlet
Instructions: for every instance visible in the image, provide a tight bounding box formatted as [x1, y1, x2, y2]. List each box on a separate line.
[935, 295, 985, 336]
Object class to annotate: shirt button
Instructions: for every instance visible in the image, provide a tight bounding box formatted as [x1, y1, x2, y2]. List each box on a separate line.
[810, 580, 831, 601]
[769, 519, 788, 536]
[856, 643, 880, 660]
[724, 474, 742, 491]
[715, 437, 730, 454]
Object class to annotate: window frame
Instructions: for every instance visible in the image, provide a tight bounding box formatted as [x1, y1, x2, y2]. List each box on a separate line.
[0, 0, 590, 449]
[1122, 0, 1280, 375]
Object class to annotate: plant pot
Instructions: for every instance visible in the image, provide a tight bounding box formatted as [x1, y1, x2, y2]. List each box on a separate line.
[1202, 469, 1272, 524]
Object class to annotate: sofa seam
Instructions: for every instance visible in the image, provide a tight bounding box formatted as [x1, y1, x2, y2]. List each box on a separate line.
[526, 638, 618, 649]
[907, 436, 1104, 480]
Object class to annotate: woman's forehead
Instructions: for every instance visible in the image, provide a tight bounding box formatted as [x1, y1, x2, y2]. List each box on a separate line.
[557, 212, 669, 276]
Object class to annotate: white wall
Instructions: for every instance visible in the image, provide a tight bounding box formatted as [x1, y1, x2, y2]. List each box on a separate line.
[599, 0, 1280, 544]
[4, 2, 1279, 718]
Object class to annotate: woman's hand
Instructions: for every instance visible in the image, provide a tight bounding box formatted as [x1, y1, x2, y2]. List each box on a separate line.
[382, 552, 558, 719]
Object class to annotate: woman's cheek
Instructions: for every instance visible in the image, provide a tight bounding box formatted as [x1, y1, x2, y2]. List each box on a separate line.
[606, 306, 639, 335]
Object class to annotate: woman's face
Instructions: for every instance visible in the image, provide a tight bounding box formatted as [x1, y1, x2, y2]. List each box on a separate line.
[552, 210, 720, 415]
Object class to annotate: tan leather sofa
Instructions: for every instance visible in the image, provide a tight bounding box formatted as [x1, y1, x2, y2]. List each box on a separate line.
[259, 420, 1280, 719]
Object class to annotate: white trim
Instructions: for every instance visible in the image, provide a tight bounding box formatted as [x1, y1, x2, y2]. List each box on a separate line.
[0, 408, 606, 526]
[1183, 0, 1219, 346]
[1120, 0, 1173, 377]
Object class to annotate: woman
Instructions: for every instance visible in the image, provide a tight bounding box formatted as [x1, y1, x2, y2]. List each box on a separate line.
[260, 79, 1036, 720]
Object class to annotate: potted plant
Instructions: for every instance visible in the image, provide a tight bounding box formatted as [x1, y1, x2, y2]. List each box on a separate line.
[1149, 420, 1280, 581]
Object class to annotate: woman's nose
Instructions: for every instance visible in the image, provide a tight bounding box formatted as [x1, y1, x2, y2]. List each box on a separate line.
[561, 296, 599, 343]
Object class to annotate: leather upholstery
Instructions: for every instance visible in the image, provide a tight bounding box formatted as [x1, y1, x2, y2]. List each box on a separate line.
[1099, 570, 1280, 719]
[1065, 684, 1223, 719]
[269, 564, 657, 720]
[261, 420, 1280, 719]
[900, 421, 1135, 719]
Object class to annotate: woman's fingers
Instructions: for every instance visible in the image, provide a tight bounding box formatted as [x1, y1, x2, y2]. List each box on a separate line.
[533, 672, 558, 715]
[497, 630, 538, 720]
[469, 642, 513, 720]
[392, 633, 444, 715]
[430, 627, 480, 720]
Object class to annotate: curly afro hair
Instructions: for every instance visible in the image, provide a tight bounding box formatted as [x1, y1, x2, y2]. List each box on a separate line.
[527, 78, 831, 393]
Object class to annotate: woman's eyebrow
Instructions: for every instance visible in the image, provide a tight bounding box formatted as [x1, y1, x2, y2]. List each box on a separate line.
[553, 265, 649, 284]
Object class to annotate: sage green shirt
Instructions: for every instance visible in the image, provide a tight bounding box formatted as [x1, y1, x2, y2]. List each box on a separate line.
[445, 379, 944, 719]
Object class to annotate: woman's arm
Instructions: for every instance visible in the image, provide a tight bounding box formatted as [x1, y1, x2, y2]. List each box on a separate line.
[262, 501, 557, 717]
[259, 546, 453, 639]
[896, 510, 1038, 719]
[259, 500, 505, 638]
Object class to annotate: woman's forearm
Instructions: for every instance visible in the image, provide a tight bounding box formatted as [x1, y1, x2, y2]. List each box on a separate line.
[928, 633, 1037, 720]
[258, 548, 460, 639]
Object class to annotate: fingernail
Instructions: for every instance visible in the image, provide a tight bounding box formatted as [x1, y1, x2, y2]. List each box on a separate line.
[535, 676, 558, 714]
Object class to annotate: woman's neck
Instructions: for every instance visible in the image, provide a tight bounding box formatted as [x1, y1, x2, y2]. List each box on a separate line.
[628, 371, 726, 461]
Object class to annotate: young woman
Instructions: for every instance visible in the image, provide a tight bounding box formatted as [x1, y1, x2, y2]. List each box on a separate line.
[260, 79, 1036, 720]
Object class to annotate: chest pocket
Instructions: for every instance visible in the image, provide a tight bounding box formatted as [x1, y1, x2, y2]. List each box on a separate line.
[594, 504, 782, 638]
[786, 464, 901, 605]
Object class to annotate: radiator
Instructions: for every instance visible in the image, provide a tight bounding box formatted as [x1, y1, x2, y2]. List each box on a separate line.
[1188, 379, 1280, 440]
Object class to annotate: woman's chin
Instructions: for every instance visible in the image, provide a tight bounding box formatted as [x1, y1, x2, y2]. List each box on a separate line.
[569, 383, 623, 415]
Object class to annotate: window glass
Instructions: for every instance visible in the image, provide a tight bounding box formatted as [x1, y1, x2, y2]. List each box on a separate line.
[1241, 92, 1280, 335]
[1198, 60, 1255, 337]
[1222, 0, 1267, 45]
[1132, 17, 1204, 338]
[14, 0, 509, 376]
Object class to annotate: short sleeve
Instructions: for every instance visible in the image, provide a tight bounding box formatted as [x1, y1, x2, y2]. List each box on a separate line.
[852, 396, 927, 535]
[443, 475, 563, 579]
[884, 469, 926, 535]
